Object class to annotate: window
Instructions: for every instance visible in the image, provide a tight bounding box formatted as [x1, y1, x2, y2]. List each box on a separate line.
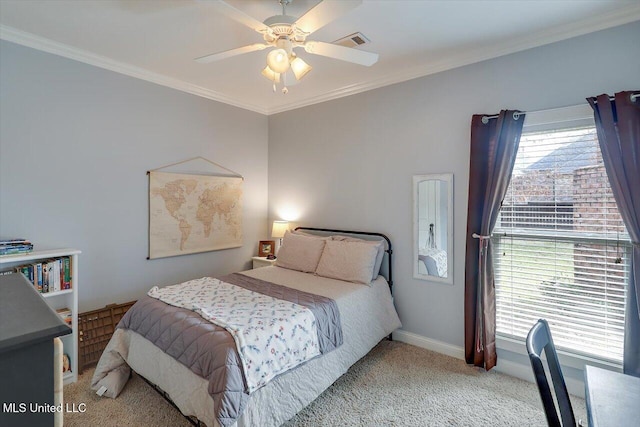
[494, 105, 631, 363]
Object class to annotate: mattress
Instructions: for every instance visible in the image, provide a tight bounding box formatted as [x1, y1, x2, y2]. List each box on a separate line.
[102, 266, 401, 427]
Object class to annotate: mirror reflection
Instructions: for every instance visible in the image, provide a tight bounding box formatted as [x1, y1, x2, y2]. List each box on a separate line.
[413, 174, 453, 284]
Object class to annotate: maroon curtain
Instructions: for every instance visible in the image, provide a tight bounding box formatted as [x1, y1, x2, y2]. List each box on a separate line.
[464, 110, 525, 370]
[587, 91, 640, 377]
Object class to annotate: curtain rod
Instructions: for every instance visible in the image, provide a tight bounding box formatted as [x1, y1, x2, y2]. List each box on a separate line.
[481, 111, 523, 124]
[481, 93, 639, 123]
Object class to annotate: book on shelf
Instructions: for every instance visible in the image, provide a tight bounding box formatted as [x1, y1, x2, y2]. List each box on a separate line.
[33, 262, 43, 292]
[53, 260, 61, 292]
[56, 308, 72, 326]
[62, 257, 71, 289]
[0, 243, 34, 256]
[20, 265, 33, 283]
[46, 260, 59, 293]
[42, 262, 49, 293]
[16, 256, 72, 294]
[0, 237, 31, 245]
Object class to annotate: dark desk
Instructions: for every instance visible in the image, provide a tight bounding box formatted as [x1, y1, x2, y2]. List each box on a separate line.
[584, 365, 640, 427]
[0, 272, 71, 427]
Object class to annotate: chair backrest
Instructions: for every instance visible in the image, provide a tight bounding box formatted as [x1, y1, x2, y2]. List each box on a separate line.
[526, 319, 576, 427]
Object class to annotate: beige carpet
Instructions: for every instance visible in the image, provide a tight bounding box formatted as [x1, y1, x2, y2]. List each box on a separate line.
[64, 340, 586, 426]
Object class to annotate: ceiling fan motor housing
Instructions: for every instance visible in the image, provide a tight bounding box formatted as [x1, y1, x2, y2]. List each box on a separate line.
[263, 14, 296, 28]
[275, 37, 293, 55]
[263, 14, 308, 44]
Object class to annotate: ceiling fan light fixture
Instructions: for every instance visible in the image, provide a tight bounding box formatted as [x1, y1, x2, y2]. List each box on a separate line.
[195, 0, 378, 94]
[266, 48, 290, 73]
[261, 66, 280, 83]
[290, 56, 312, 80]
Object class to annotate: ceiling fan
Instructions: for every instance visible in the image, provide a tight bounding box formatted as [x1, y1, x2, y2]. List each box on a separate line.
[195, 0, 378, 93]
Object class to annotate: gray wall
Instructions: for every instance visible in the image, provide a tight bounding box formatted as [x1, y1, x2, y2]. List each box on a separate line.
[268, 21, 640, 360]
[1, 20, 639, 390]
[0, 40, 269, 311]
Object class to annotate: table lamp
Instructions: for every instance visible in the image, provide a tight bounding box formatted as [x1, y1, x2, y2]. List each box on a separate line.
[271, 220, 289, 252]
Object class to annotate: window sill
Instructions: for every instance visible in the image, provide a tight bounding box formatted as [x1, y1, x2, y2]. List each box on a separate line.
[496, 334, 623, 372]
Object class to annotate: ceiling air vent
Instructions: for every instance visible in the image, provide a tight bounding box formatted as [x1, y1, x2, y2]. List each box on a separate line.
[333, 32, 370, 48]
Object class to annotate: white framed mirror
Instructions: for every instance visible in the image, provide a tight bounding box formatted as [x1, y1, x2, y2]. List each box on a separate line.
[413, 174, 453, 284]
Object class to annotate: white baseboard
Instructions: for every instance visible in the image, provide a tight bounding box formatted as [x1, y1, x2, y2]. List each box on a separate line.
[392, 329, 585, 399]
[393, 329, 465, 360]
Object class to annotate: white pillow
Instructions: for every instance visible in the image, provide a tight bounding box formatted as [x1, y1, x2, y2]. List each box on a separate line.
[275, 231, 326, 273]
[291, 229, 330, 240]
[316, 240, 378, 285]
[331, 235, 385, 281]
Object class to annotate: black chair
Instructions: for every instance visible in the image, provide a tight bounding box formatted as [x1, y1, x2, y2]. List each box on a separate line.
[526, 319, 577, 427]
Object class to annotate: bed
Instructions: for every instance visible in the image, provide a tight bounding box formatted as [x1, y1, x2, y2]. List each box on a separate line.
[92, 227, 401, 427]
[418, 247, 448, 277]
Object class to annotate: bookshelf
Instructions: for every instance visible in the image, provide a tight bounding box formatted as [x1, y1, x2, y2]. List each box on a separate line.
[0, 248, 81, 384]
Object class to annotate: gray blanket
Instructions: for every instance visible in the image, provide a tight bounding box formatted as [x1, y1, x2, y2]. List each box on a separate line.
[114, 273, 342, 427]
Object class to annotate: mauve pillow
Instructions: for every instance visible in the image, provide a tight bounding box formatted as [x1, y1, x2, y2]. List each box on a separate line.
[275, 231, 326, 273]
[331, 235, 385, 281]
[315, 240, 378, 285]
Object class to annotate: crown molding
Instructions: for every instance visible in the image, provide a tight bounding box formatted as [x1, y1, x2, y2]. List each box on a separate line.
[266, 6, 640, 115]
[2, 3, 639, 117]
[0, 25, 269, 115]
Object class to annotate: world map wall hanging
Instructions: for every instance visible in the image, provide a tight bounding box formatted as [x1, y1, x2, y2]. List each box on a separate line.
[147, 158, 243, 259]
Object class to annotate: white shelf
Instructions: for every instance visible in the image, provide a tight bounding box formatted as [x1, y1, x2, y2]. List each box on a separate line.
[0, 248, 80, 384]
[0, 248, 81, 264]
[63, 371, 74, 385]
[42, 289, 74, 298]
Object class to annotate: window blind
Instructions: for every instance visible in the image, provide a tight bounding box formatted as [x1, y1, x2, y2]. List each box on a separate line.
[494, 124, 630, 362]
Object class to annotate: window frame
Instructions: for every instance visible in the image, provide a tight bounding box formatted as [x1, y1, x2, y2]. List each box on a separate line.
[493, 104, 630, 367]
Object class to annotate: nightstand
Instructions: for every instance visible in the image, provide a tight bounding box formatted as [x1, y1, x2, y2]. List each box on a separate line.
[252, 256, 277, 269]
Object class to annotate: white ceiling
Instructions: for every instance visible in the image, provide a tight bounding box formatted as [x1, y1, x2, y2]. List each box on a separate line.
[1, 0, 639, 115]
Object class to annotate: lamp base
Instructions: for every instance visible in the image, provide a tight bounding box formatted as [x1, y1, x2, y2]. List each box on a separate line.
[274, 237, 284, 255]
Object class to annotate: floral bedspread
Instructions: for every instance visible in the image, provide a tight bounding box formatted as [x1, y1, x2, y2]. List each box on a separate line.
[148, 277, 320, 393]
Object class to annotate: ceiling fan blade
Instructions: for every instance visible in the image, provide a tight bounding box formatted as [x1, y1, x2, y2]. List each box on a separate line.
[206, 0, 271, 34]
[195, 43, 269, 63]
[295, 0, 362, 34]
[304, 41, 378, 66]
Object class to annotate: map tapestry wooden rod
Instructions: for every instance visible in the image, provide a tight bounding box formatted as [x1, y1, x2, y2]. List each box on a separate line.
[149, 156, 244, 179]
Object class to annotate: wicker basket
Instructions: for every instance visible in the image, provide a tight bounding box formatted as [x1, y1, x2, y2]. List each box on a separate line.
[77, 300, 136, 374]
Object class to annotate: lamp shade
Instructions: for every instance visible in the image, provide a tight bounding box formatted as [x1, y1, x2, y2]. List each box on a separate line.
[266, 48, 290, 73]
[261, 66, 280, 82]
[290, 56, 312, 80]
[271, 220, 289, 238]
